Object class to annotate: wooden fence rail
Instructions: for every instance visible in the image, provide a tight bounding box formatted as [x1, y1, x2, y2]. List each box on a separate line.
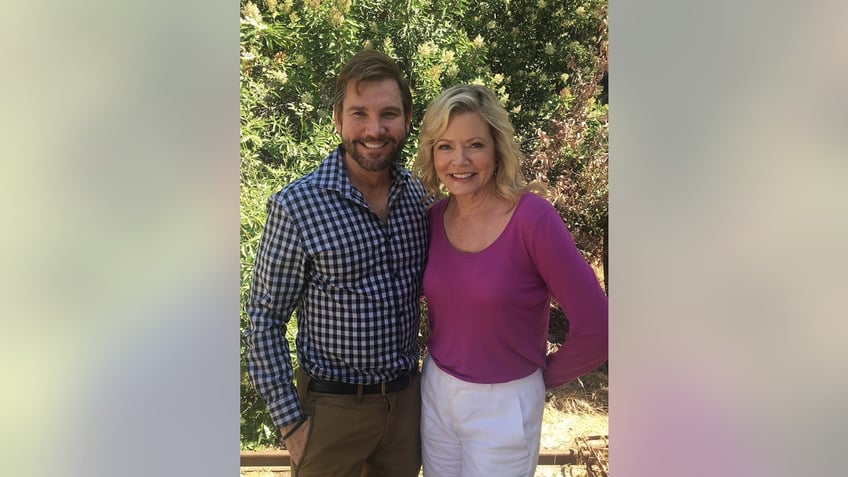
[241, 449, 584, 468]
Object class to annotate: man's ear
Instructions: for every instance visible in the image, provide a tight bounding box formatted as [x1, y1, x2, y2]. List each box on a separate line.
[333, 110, 341, 134]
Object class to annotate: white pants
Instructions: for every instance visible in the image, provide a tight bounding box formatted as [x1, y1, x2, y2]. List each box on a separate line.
[420, 356, 545, 477]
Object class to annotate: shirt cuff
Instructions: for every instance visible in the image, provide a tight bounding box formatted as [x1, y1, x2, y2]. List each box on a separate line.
[267, 384, 304, 429]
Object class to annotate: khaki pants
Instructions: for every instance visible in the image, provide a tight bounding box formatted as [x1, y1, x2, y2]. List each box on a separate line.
[293, 368, 422, 477]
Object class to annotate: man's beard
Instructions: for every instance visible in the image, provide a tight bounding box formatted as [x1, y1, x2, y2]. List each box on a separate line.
[342, 135, 407, 172]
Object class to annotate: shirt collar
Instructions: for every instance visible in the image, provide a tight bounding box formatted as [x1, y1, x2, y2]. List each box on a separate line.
[312, 145, 411, 198]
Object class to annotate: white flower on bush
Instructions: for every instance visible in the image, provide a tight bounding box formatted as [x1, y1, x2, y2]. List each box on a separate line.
[241, 2, 265, 29]
[417, 41, 438, 58]
[270, 70, 288, 85]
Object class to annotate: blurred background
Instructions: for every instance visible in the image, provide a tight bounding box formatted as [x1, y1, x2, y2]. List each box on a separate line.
[1, 1, 845, 476]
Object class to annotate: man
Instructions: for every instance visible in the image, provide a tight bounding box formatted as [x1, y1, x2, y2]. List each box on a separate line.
[243, 49, 428, 477]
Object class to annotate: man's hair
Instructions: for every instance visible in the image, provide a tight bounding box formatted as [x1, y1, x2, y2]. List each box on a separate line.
[333, 49, 412, 120]
[413, 84, 543, 204]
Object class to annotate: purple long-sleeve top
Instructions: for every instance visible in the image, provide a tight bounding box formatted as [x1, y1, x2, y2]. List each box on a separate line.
[422, 192, 608, 389]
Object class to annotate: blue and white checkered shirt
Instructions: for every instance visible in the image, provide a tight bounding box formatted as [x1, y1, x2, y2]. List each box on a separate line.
[244, 146, 429, 428]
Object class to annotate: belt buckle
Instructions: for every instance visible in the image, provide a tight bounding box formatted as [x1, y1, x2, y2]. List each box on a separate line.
[381, 381, 387, 396]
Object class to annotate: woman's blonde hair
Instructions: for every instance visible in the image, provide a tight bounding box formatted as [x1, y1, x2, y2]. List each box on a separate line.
[413, 84, 543, 205]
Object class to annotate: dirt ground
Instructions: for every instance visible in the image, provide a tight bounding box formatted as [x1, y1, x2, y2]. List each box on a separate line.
[535, 368, 609, 476]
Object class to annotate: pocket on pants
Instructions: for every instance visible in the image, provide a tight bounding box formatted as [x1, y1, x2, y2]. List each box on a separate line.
[294, 367, 312, 415]
[295, 407, 317, 469]
[456, 387, 529, 455]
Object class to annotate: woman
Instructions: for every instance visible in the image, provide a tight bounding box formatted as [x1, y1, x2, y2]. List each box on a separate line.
[413, 84, 608, 477]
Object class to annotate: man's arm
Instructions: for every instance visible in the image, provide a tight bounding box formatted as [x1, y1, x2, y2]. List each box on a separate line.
[243, 194, 308, 428]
